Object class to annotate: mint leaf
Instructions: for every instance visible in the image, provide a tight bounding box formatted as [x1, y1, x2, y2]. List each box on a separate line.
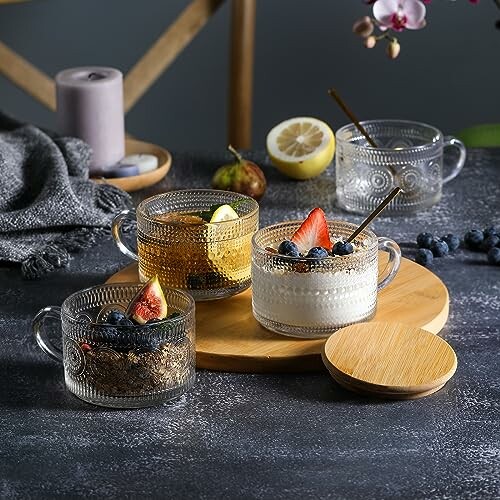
[193, 199, 244, 222]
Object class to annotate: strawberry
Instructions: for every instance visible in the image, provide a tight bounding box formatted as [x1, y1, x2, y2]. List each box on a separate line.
[291, 208, 332, 253]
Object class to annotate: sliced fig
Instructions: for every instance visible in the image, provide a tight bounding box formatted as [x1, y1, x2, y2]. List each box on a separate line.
[127, 276, 168, 325]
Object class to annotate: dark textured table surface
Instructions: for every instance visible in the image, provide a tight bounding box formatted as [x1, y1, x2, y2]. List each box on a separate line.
[1, 149, 499, 499]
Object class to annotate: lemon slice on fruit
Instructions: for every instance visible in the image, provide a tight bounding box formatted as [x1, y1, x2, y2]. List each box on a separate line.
[266, 117, 335, 180]
[210, 204, 239, 223]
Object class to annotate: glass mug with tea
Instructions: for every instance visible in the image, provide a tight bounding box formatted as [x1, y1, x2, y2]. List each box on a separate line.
[335, 119, 466, 214]
[112, 189, 259, 301]
[251, 219, 401, 339]
[33, 284, 196, 408]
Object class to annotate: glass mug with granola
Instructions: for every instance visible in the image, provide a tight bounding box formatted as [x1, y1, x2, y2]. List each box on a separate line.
[33, 279, 196, 408]
[112, 189, 259, 301]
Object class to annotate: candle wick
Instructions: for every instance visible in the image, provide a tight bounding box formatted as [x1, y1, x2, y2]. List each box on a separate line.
[88, 72, 103, 81]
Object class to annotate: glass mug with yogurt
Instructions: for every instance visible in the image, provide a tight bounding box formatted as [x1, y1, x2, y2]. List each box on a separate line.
[112, 189, 259, 301]
[335, 119, 466, 215]
[251, 220, 401, 338]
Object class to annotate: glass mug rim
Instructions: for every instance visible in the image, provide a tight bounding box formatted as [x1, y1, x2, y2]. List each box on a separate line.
[335, 119, 443, 153]
[252, 219, 379, 260]
[136, 189, 260, 227]
[61, 282, 195, 328]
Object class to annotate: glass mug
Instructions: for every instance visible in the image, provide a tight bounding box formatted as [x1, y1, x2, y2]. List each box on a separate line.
[251, 220, 401, 338]
[335, 120, 466, 214]
[112, 189, 259, 301]
[33, 284, 196, 408]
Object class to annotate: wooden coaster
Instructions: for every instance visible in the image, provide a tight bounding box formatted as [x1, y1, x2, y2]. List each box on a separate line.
[92, 139, 172, 192]
[106, 254, 450, 373]
[322, 322, 457, 399]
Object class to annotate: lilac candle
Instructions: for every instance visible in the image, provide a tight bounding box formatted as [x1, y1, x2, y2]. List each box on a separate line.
[56, 67, 125, 176]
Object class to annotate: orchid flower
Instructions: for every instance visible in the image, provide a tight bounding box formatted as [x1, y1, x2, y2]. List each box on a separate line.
[353, 0, 488, 60]
[373, 0, 426, 31]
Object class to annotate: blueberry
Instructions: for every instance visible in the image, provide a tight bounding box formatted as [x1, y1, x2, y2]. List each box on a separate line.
[332, 241, 354, 256]
[146, 318, 162, 324]
[138, 337, 162, 352]
[487, 247, 500, 265]
[306, 247, 329, 259]
[430, 239, 449, 257]
[415, 248, 433, 267]
[416, 232, 434, 249]
[483, 226, 498, 239]
[464, 230, 484, 250]
[277, 240, 300, 257]
[118, 317, 135, 326]
[100, 326, 130, 352]
[106, 310, 127, 325]
[441, 234, 460, 252]
[481, 235, 500, 252]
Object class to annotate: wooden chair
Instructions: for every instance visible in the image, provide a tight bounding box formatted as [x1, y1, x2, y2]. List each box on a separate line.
[0, 0, 256, 148]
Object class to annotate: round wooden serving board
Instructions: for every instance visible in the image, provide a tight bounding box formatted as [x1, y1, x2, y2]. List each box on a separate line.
[106, 253, 449, 373]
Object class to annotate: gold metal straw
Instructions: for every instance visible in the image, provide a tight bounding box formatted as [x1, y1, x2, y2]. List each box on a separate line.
[328, 88, 378, 148]
[346, 187, 401, 243]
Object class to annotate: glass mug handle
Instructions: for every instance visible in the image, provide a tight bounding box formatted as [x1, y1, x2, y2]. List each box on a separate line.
[111, 209, 139, 262]
[32, 306, 63, 362]
[442, 136, 466, 184]
[377, 237, 401, 291]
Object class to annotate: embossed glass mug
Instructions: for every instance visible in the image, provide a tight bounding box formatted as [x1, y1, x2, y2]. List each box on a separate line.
[33, 284, 195, 408]
[112, 189, 259, 301]
[335, 120, 466, 214]
[251, 220, 401, 338]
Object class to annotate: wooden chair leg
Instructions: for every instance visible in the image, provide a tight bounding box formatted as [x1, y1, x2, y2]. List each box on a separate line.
[228, 0, 256, 149]
[124, 0, 224, 113]
[0, 40, 55, 111]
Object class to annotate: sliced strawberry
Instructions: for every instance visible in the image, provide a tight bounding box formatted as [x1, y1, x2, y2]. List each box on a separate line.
[291, 208, 332, 253]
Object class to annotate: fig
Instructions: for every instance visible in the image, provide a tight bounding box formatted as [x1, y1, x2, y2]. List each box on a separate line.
[211, 145, 266, 200]
[126, 276, 168, 325]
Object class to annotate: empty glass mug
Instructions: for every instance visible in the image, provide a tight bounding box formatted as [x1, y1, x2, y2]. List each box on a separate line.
[33, 284, 196, 408]
[112, 189, 259, 301]
[335, 120, 466, 214]
[251, 220, 401, 338]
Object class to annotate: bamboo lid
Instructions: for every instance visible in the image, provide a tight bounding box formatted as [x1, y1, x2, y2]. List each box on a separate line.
[322, 322, 457, 399]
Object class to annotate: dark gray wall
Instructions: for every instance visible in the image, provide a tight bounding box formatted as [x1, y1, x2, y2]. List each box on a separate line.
[1, 0, 498, 152]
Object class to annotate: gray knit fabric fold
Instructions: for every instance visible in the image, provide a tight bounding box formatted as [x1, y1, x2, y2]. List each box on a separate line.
[0, 112, 132, 279]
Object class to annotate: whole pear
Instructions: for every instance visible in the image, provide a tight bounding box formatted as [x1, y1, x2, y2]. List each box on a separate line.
[211, 145, 267, 200]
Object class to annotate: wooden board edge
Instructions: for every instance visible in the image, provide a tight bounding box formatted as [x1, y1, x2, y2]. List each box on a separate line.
[196, 352, 325, 373]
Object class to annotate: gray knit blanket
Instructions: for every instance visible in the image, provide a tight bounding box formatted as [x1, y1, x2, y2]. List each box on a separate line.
[0, 112, 132, 279]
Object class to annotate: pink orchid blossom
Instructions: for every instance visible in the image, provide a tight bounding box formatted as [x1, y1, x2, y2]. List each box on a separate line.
[373, 0, 426, 31]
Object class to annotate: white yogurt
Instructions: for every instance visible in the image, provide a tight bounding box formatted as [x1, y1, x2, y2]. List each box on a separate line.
[252, 262, 378, 333]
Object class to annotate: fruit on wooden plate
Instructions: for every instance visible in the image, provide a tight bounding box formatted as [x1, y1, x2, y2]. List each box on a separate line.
[211, 145, 267, 200]
[291, 207, 332, 253]
[266, 117, 335, 180]
[127, 276, 168, 325]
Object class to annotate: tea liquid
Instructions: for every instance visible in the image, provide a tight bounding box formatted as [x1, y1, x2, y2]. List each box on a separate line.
[137, 212, 252, 298]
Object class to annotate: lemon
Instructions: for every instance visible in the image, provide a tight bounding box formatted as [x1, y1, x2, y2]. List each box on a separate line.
[266, 117, 335, 180]
[210, 204, 239, 223]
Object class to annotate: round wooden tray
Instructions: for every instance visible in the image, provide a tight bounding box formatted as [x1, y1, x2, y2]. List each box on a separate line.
[92, 138, 172, 192]
[106, 253, 449, 373]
